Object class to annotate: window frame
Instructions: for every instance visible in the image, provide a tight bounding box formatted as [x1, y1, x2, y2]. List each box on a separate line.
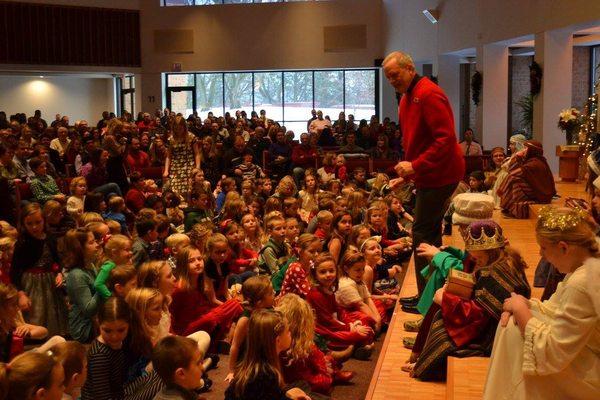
[164, 68, 380, 130]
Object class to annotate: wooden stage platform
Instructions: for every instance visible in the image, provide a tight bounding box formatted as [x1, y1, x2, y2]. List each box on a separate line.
[365, 180, 587, 400]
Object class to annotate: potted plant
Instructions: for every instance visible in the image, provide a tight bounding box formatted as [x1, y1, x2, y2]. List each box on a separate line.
[556, 107, 583, 182]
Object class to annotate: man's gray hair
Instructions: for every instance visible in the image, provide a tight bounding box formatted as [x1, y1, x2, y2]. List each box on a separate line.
[383, 51, 415, 69]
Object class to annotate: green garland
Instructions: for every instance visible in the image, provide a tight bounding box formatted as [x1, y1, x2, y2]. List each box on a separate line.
[530, 61, 543, 96]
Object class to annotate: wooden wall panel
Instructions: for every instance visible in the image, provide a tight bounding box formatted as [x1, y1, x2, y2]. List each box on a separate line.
[0, 1, 140, 67]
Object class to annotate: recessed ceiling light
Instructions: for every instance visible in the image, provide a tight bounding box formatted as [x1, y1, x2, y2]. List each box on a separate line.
[423, 9, 439, 24]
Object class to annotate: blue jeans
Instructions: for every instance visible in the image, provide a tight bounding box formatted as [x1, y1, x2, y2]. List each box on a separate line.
[94, 182, 122, 198]
[227, 271, 256, 287]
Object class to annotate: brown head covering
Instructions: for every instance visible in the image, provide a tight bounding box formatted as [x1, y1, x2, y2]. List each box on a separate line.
[521, 140, 556, 202]
[524, 140, 544, 158]
[490, 146, 505, 156]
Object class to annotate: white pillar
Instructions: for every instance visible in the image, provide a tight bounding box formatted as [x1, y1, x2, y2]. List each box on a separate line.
[533, 29, 573, 173]
[481, 43, 509, 150]
[438, 54, 461, 139]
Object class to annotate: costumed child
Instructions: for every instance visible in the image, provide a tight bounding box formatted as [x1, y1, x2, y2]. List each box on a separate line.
[483, 206, 600, 400]
[406, 220, 531, 381]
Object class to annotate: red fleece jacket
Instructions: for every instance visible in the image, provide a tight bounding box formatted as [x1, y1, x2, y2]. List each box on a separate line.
[399, 77, 465, 188]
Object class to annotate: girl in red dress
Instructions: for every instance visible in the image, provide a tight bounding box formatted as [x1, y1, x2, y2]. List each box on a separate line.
[277, 293, 354, 395]
[170, 245, 242, 350]
[306, 252, 375, 359]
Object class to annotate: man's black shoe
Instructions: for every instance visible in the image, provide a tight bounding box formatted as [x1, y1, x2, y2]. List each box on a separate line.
[400, 295, 420, 306]
[401, 304, 421, 314]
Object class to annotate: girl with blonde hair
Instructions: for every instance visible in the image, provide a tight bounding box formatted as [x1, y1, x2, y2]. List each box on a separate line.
[274, 176, 297, 199]
[93, 234, 133, 300]
[125, 287, 167, 346]
[0, 350, 65, 400]
[276, 294, 354, 395]
[484, 207, 600, 399]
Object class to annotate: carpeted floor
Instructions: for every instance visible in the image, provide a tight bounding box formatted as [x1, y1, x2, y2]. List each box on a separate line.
[201, 334, 385, 400]
[201, 268, 408, 400]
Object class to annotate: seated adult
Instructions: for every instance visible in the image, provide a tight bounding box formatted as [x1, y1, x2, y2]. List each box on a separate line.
[126, 137, 150, 173]
[497, 140, 556, 219]
[489, 133, 526, 207]
[49, 126, 70, 159]
[369, 135, 398, 160]
[337, 132, 366, 155]
[29, 157, 65, 204]
[291, 132, 318, 187]
[81, 148, 122, 198]
[268, 130, 292, 176]
[458, 128, 483, 156]
[308, 110, 331, 135]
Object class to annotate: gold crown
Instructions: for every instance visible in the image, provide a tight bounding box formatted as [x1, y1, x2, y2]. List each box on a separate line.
[463, 225, 506, 251]
[538, 206, 587, 231]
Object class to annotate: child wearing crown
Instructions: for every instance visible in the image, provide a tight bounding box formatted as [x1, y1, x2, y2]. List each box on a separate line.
[403, 220, 531, 381]
[483, 207, 600, 399]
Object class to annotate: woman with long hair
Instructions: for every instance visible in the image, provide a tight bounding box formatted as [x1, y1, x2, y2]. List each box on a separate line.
[163, 116, 201, 196]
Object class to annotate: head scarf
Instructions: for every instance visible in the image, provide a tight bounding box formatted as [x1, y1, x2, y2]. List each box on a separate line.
[509, 134, 527, 152]
[520, 140, 556, 202]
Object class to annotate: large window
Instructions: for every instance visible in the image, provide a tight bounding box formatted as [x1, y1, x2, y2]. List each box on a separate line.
[164, 69, 379, 135]
[592, 45, 600, 94]
[116, 76, 135, 117]
[163, 0, 324, 6]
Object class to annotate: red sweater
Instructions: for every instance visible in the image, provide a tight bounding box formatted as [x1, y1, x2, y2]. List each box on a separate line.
[399, 77, 465, 188]
[291, 145, 318, 168]
[125, 188, 146, 213]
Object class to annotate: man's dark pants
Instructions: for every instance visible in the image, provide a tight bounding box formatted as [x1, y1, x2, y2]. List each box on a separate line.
[412, 183, 458, 295]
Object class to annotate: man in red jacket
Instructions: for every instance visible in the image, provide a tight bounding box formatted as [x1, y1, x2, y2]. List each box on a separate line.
[383, 51, 465, 306]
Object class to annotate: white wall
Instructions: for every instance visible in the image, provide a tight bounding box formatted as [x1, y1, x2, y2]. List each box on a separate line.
[0, 76, 115, 123]
[139, 0, 383, 112]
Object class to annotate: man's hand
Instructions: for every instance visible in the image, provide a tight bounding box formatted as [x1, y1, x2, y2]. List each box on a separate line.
[416, 243, 440, 259]
[394, 161, 414, 177]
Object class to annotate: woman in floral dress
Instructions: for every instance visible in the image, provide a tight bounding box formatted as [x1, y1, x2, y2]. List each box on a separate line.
[163, 115, 201, 197]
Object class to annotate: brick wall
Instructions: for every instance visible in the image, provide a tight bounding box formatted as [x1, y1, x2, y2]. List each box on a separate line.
[510, 55, 533, 135]
[572, 46, 591, 109]
[508, 48, 590, 137]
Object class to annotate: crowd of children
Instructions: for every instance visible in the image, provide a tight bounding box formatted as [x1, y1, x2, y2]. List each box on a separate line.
[0, 108, 597, 400]
[0, 122, 419, 399]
